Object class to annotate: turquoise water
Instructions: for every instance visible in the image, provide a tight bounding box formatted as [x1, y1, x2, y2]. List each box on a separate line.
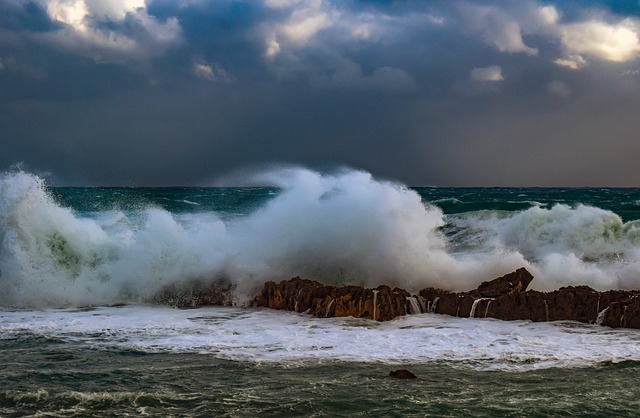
[49, 186, 640, 221]
[3, 168, 640, 416]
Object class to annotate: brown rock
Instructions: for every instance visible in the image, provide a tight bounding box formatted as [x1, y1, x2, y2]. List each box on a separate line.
[545, 286, 600, 322]
[484, 290, 549, 322]
[600, 295, 640, 328]
[253, 277, 333, 313]
[253, 278, 409, 321]
[476, 267, 533, 298]
[252, 270, 640, 330]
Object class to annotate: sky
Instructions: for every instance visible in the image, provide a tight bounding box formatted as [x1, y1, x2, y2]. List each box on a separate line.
[2, 0, 640, 186]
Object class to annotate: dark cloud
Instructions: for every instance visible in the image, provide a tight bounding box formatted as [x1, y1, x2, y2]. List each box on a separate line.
[1, 0, 640, 185]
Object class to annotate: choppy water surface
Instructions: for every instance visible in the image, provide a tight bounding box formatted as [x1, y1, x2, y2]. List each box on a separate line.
[2, 306, 640, 417]
[3, 168, 640, 415]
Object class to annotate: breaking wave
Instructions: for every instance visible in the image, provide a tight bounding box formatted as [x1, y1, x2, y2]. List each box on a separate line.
[2, 168, 640, 308]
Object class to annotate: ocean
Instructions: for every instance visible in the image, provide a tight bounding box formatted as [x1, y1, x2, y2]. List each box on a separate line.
[2, 167, 640, 416]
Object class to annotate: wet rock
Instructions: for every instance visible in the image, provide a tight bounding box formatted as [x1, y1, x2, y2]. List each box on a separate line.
[600, 296, 640, 328]
[253, 278, 409, 321]
[252, 268, 640, 329]
[389, 369, 417, 379]
[252, 277, 333, 313]
[484, 290, 549, 322]
[476, 267, 533, 298]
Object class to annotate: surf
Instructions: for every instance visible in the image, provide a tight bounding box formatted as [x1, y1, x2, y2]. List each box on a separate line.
[2, 167, 640, 308]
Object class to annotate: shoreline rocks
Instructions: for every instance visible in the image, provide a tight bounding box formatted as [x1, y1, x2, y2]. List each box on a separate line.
[252, 268, 640, 329]
[252, 277, 409, 321]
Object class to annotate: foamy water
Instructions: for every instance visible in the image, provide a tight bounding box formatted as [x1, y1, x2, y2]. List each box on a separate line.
[2, 306, 639, 371]
[2, 168, 640, 308]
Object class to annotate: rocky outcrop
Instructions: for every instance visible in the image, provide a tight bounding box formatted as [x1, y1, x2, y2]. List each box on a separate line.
[476, 267, 534, 297]
[253, 277, 409, 321]
[417, 279, 640, 327]
[155, 269, 640, 329]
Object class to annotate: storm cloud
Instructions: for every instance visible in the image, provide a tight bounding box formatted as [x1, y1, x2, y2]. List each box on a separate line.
[2, 0, 640, 186]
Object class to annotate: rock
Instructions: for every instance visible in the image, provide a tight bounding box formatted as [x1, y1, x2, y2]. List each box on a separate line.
[253, 278, 409, 321]
[476, 267, 533, 298]
[389, 369, 417, 379]
[600, 295, 640, 328]
[484, 290, 549, 321]
[253, 277, 333, 313]
[251, 268, 640, 330]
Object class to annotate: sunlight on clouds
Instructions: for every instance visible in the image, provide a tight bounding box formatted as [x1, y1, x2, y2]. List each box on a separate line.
[264, 0, 301, 9]
[193, 61, 232, 82]
[459, 3, 538, 55]
[282, 8, 331, 44]
[554, 54, 587, 70]
[560, 20, 640, 63]
[37, 0, 182, 61]
[459, 2, 640, 68]
[264, 35, 281, 59]
[193, 62, 214, 80]
[469, 65, 504, 82]
[261, 0, 333, 58]
[84, 0, 145, 20]
[536, 5, 559, 26]
[46, 0, 89, 31]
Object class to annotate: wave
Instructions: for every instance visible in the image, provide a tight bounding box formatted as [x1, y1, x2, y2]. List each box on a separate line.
[3, 306, 640, 370]
[2, 168, 640, 308]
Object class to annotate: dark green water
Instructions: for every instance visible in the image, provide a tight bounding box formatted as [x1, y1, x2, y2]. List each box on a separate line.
[49, 186, 640, 221]
[3, 345, 640, 417]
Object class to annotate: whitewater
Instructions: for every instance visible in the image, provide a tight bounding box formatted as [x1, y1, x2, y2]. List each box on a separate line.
[3, 167, 640, 416]
[3, 167, 640, 308]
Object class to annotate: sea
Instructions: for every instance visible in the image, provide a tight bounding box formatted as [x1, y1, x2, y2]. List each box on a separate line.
[2, 167, 640, 416]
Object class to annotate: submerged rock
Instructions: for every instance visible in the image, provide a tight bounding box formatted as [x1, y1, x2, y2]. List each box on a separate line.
[389, 369, 417, 379]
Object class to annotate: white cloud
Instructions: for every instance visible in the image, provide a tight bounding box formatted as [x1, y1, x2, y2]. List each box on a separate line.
[536, 5, 559, 26]
[469, 65, 504, 82]
[264, 35, 281, 59]
[260, 0, 335, 58]
[458, 2, 640, 68]
[559, 20, 640, 63]
[85, 0, 145, 20]
[554, 54, 587, 70]
[264, 0, 303, 9]
[193, 61, 233, 82]
[46, 0, 88, 30]
[281, 7, 332, 44]
[546, 80, 571, 98]
[458, 3, 538, 55]
[32, 0, 182, 62]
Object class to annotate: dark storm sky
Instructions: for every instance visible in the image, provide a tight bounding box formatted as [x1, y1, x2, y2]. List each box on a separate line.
[2, 0, 640, 186]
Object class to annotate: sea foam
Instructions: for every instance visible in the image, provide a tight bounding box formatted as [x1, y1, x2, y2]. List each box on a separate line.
[2, 306, 640, 370]
[2, 168, 640, 308]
